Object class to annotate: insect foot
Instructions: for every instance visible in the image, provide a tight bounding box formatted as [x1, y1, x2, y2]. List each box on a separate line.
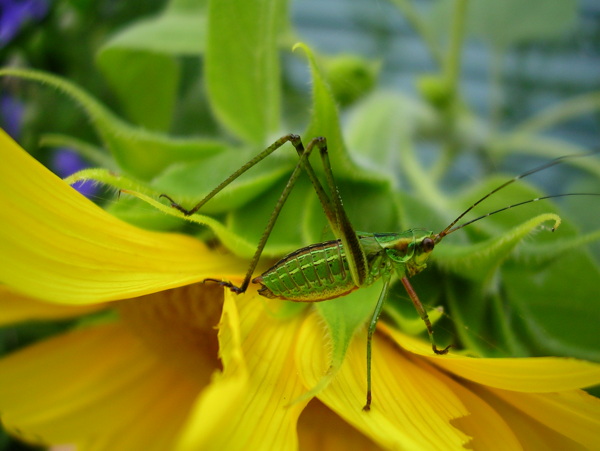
[159, 194, 194, 216]
[202, 278, 245, 294]
[433, 344, 453, 355]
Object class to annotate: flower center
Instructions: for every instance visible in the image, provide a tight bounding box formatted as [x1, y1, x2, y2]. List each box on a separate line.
[117, 283, 223, 385]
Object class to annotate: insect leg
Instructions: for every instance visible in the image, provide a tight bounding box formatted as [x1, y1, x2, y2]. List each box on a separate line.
[287, 138, 338, 236]
[401, 276, 452, 355]
[219, 137, 325, 294]
[159, 134, 303, 216]
[315, 138, 368, 287]
[363, 273, 391, 412]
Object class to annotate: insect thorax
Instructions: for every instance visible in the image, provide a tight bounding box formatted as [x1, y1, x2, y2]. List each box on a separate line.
[371, 230, 436, 278]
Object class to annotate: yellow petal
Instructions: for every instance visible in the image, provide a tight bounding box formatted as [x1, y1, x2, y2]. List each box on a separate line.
[490, 387, 600, 449]
[296, 312, 470, 450]
[115, 283, 224, 384]
[425, 363, 521, 450]
[177, 290, 310, 451]
[0, 129, 245, 304]
[297, 400, 383, 451]
[0, 285, 105, 326]
[382, 324, 600, 392]
[468, 382, 596, 450]
[176, 288, 249, 450]
[0, 321, 202, 450]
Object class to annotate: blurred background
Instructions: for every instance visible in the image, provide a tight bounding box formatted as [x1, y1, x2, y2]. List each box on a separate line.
[2, 0, 599, 169]
[1, 1, 599, 449]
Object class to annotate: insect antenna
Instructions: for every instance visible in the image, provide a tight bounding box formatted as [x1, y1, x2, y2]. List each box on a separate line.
[434, 152, 600, 242]
[439, 193, 600, 237]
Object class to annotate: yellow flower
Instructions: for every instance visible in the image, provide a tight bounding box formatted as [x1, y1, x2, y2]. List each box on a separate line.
[1, 128, 600, 450]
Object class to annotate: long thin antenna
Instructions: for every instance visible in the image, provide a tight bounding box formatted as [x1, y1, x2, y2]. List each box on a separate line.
[434, 152, 599, 242]
[440, 193, 600, 237]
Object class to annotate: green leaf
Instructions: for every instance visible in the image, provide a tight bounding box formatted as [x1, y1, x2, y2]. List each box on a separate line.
[64, 168, 256, 257]
[228, 176, 314, 256]
[504, 249, 600, 361]
[106, 196, 186, 231]
[205, 0, 286, 143]
[295, 43, 360, 180]
[294, 43, 389, 188]
[435, 213, 561, 282]
[127, 190, 256, 258]
[345, 91, 434, 184]
[293, 282, 382, 403]
[228, 160, 400, 258]
[396, 190, 446, 234]
[385, 276, 445, 337]
[97, 52, 180, 132]
[152, 145, 295, 214]
[97, 1, 208, 130]
[0, 68, 226, 180]
[517, 229, 600, 265]
[101, 2, 208, 55]
[317, 281, 381, 361]
[303, 179, 400, 245]
[425, 172, 600, 358]
[443, 276, 527, 358]
[444, 175, 580, 242]
[65, 168, 158, 197]
[431, 175, 586, 281]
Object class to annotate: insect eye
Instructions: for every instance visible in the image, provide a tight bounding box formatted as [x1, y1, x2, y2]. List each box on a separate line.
[422, 237, 435, 252]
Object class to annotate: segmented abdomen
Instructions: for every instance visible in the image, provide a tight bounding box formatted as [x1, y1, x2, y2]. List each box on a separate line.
[252, 239, 358, 302]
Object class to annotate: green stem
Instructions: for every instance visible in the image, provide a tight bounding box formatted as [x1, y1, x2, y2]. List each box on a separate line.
[513, 91, 600, 136]
[489, 49, 505, 133]
[402, 143, 448, 215]
[429, 144, 454, 181]
[431, 0, 469, 181]
[388, 0, 443, 67]
[444, 0, 468, 96]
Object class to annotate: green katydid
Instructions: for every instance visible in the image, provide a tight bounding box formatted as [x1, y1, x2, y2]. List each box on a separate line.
[160, 134, 599, 411]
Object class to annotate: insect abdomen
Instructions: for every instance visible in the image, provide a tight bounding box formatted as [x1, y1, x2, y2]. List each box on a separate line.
[253, 239, 358, 302]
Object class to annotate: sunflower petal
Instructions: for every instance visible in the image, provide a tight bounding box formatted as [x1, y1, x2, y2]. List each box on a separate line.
[0, 285, 106, 326]
[176, 287, 249, 449]
[421, 361, 522, 450]
[468, 382, 597, 450]
[382, 325, 600, 392]
[0, 130, 245, 304]
[297, 400, 383, 451]
[177, 291, 310, 451]
[0, 322, 202, 450]
[490, 387, 600, 449]
[296, 312, 470, 450]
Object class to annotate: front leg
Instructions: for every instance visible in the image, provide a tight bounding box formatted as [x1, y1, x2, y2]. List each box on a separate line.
[401, 276, 453, 355]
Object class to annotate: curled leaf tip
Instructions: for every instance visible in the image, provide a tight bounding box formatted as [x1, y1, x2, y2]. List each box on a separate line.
[551, 215, 562, 232]
[291, 42, 308, 53]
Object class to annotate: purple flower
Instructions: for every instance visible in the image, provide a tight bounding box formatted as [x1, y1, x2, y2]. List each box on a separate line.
[52, 148, 98, 198]
[0, 0, 49, 46]
[0, 93, 24, 138]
